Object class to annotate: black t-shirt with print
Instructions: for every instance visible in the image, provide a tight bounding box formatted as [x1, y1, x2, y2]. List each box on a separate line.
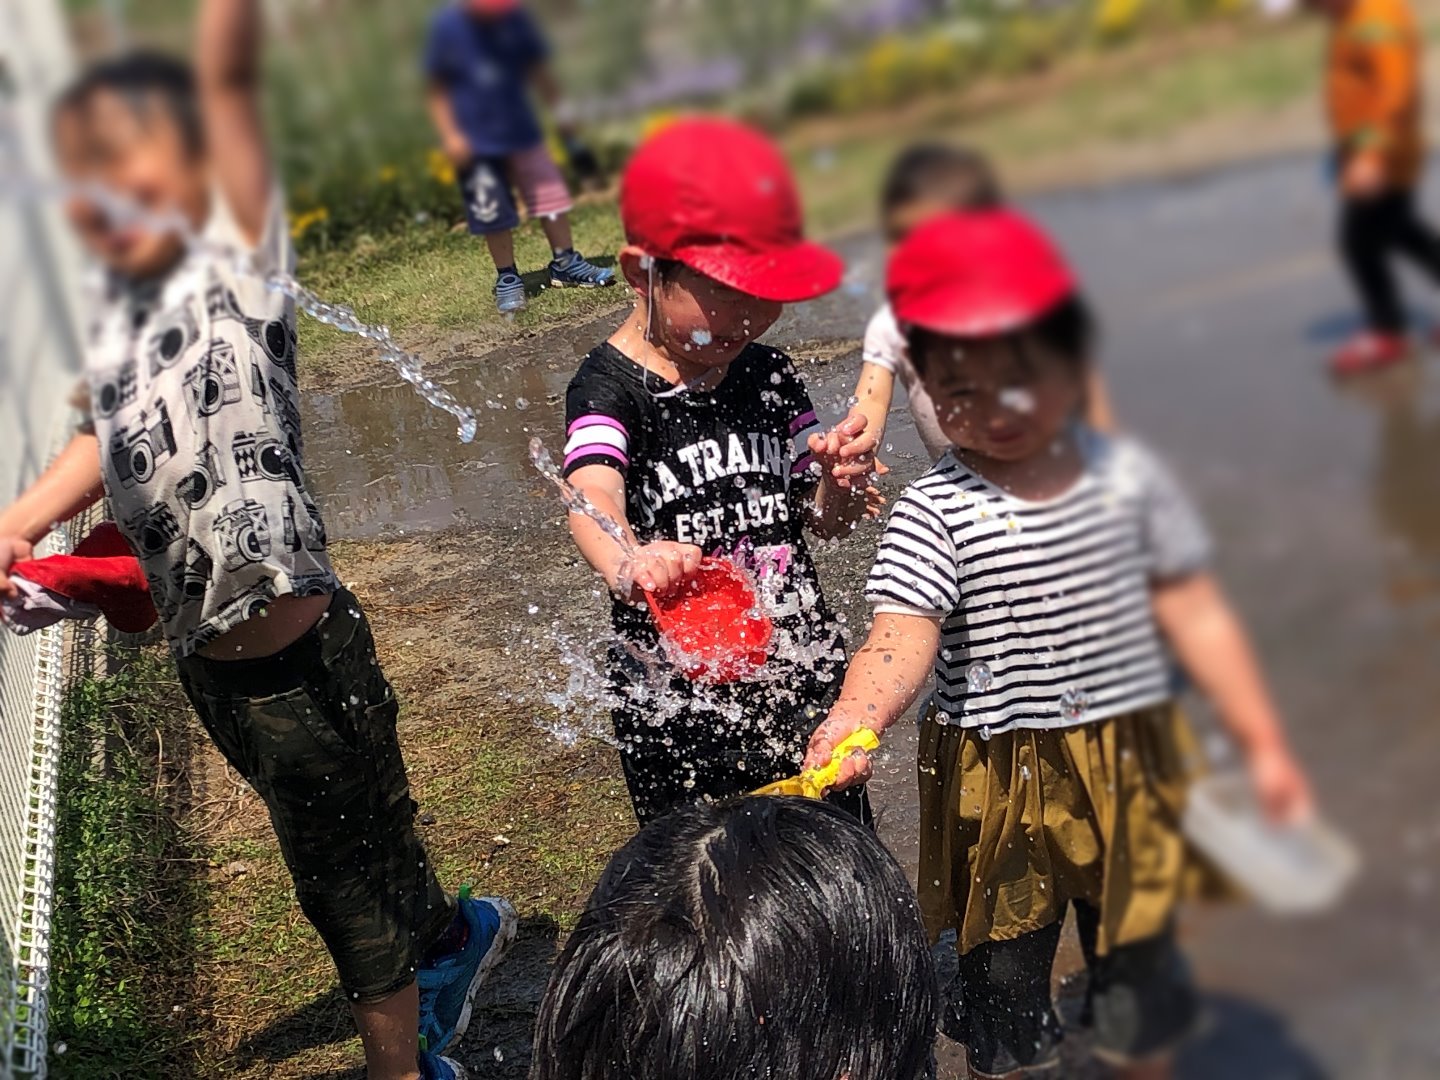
[563, 342, 838, 655]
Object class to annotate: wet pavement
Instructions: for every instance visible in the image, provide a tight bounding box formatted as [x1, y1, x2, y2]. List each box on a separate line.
[301, 153, 1440, 1079]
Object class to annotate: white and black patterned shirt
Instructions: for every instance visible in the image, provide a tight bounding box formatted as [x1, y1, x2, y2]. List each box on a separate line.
[81, 192, 339, 656]
[866, 432, 1210, 733]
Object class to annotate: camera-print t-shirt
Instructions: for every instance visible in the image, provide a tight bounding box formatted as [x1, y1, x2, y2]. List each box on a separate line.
[563, 342, 840, 662]
[80, 192, 340, 657]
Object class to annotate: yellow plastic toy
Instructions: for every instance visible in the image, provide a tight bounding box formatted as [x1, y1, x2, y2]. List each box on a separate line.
[753, 729, 881, 799]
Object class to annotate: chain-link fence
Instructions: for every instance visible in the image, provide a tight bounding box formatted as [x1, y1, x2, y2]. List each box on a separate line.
[0, 1, 86, 1075]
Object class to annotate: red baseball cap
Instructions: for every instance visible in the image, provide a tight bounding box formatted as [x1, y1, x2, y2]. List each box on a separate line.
[620, 117, 843, 303]
[467, 0, 520, 14]
[887, 209, 1076, 336]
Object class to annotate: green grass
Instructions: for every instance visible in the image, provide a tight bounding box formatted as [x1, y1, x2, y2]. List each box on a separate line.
[297, 201, 627, 389]
[789, 17, 1325, 235]
[48, 650, 209, 1080]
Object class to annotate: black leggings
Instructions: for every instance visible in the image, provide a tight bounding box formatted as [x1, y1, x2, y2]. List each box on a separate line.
[1339, 188, 1440, 334]
[950, 903, 1198, 1076]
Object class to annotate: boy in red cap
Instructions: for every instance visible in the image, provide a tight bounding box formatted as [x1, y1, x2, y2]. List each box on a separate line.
[561, 116, 878, 825]
[806, 210, 1313, 1078]
[424, 0, 613, 315]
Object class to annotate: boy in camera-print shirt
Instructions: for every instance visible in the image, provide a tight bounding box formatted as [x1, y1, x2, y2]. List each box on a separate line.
[80, 192, 338, 655]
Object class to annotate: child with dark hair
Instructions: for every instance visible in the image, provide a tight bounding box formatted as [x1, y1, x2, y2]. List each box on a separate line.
[562, 117, 878, 826]
[808, 210, 1314, 1078]
[424, 0, 614, 314]
[532, 796, 938, 1080]
[0, 4, 508, 1077]
[852, 143, 1112, 464]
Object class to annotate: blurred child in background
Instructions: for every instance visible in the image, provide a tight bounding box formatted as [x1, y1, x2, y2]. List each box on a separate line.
[562, 118, 877, 825]
[808, 210, 1313, 1079]
[849, 143, 1114, 464]
[0, 2, 509, 1076]
[424, 0, 614, 315]
[1310, 0, 1440, 374]
[532, 796, 937, 1080]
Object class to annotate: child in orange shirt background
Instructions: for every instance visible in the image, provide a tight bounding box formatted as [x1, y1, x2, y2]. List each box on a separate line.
[1311, 0, 1440, 374]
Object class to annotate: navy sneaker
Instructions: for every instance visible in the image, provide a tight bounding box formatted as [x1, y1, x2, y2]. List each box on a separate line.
[417, 893, 518, 1056]
[419, 1049, 469, 1080]
[495, 271, 527, 314]
[549, 249, 615, 289]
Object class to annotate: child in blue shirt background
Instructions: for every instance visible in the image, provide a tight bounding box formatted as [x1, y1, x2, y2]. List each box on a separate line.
[424, 0, 614, 314]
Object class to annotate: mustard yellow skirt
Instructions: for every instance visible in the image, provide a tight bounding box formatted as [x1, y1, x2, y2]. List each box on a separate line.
[918, 703, 1228, 957]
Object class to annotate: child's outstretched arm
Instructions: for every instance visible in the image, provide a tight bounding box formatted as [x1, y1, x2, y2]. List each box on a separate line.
[1153, 572, 1313, 822]
[804, 611, 941, 790]
[0, 433, 105, 599]
[195, 0, 271, 249]
[564, 464, 701, 603]
[807, 414, 879, 539]
[851, 362, 895, 452]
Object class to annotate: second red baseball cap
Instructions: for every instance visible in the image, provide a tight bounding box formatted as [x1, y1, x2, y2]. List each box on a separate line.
[620, 117, 843, 303]
[887, 209, 1076, 336]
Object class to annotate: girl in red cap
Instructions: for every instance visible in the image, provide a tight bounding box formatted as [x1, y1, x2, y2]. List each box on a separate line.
[807, 210, 1314, 1078]
[561, 117, 878, 825]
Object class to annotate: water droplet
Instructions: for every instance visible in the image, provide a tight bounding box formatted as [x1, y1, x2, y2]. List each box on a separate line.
[999, 386, 1036, 413]
[494, 1047, 505, 1063]
[1020, 764, 1031, 781]
[770, 371, 783, 384]
[966, 662, 993, 694]
[978, 725, 992, 741]
[690, 328, 713, 346]
[515, 397, 530, 410]
[527, 604, 540, 615]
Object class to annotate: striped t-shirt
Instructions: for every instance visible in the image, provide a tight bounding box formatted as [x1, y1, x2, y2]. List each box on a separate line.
[866, 433, 1210, 733]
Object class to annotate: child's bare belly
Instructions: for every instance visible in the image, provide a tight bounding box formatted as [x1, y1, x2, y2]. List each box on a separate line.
[196, 592, 332, 661]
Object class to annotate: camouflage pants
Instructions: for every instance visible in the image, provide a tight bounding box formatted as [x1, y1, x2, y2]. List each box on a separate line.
[176, 590, 453, 1003]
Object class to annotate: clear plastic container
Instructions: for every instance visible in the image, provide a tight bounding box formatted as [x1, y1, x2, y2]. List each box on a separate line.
[1182, 772, 1359, 915]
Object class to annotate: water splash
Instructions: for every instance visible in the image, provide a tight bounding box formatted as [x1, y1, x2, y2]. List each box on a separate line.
[0, 162, 478, 442]
[528, 437, 636, 555]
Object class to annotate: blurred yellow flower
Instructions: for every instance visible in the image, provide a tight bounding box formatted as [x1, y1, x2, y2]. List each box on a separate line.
[377, 165, 398, 184]
[640, 110, 680, 142]
[289, 206, 330, 240]
[427, 148, 456, 187]
[1095, 0, 1144, 37]
[545, 129, 569, 169]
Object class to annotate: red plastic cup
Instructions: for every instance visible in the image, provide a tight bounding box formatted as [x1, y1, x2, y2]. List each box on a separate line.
[644, 557, 773, 683]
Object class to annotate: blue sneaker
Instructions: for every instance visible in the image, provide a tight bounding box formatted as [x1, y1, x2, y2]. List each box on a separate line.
[495, 271, 528, 314]
[419, 1050, 469, 1080]
[549, 249, 615, 288]
[417, 894, 518, 1056]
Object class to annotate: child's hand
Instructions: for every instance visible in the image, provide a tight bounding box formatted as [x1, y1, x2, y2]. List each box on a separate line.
[0, 537, 34, 600]
[804, 713, 874, 793]
[443, 133, 473, 169]
[1248, 743, 1314, 825]
[1342, 152, 1386, 198]
[808, 413, 878, 492]
[616, 541, 703, 602]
